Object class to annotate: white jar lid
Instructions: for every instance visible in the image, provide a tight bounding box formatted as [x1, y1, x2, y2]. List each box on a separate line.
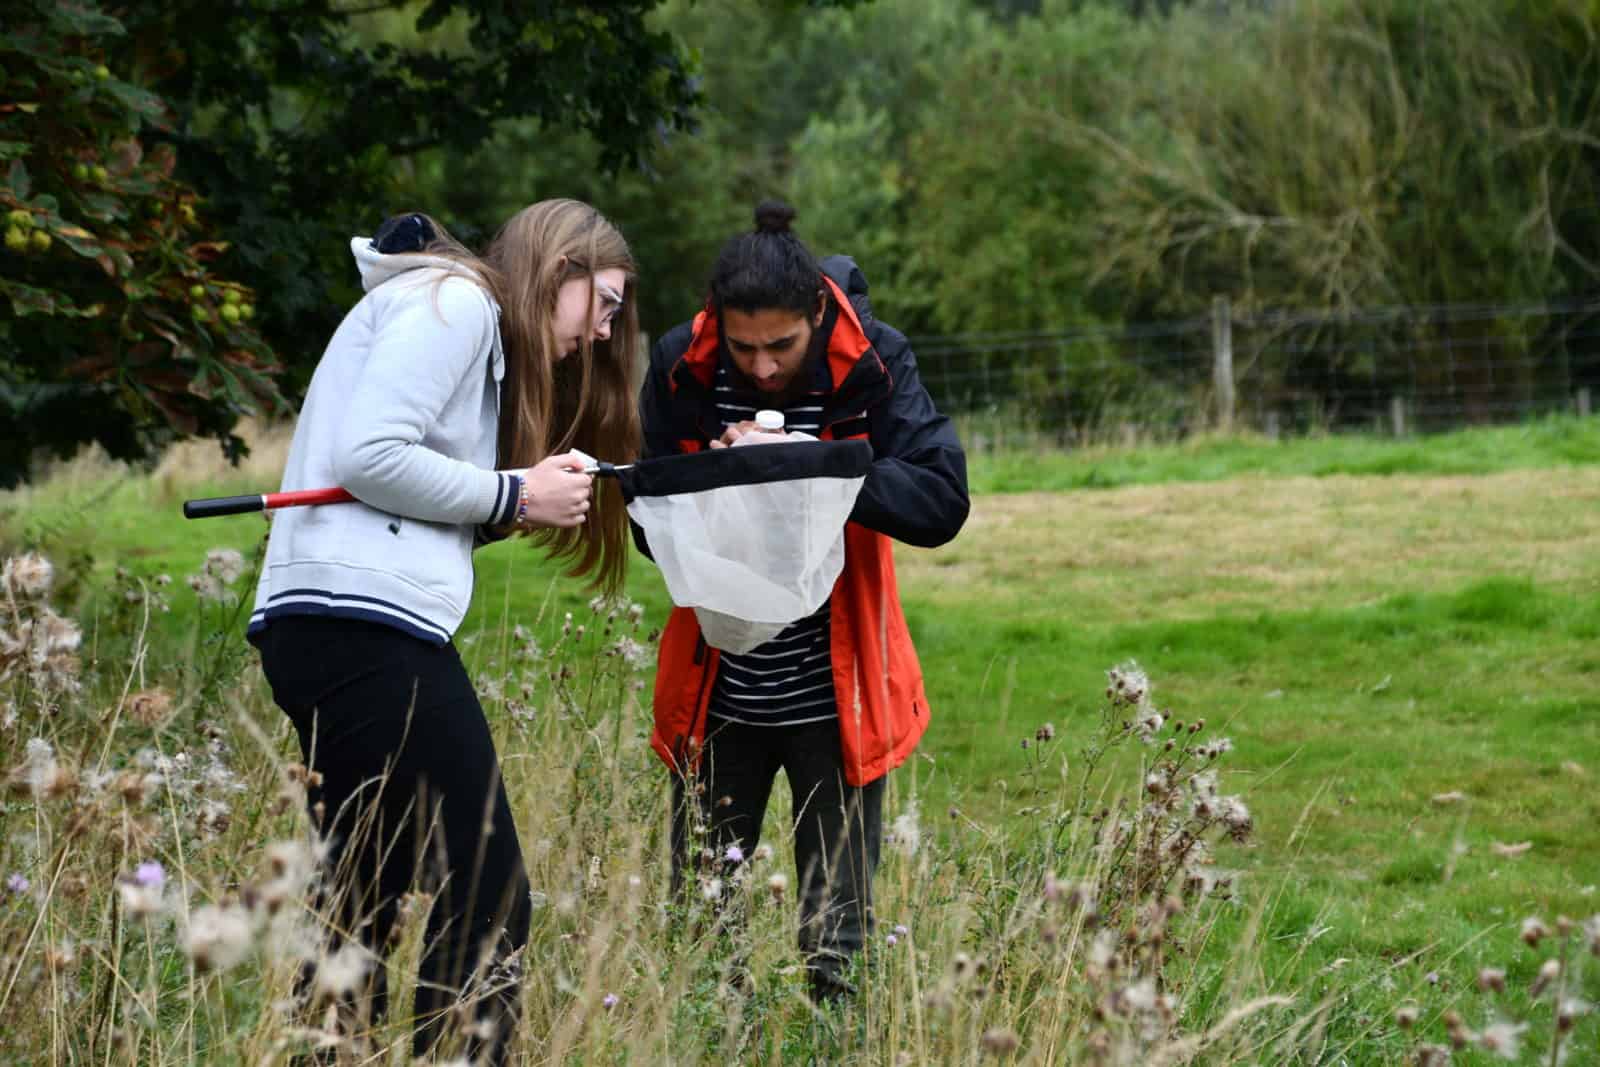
[754, 409, 785, 431]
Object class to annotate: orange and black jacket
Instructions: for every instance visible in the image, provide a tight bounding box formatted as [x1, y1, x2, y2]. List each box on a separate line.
[635, 255, 970, 787]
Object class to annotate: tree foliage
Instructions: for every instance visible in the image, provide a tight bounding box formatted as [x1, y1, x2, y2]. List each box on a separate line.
[118, 0, 703, 373]
[1046, 0, 1600, 316]
[2, 0, 707, 482]
[390, 0, 983, 334]
[217, 0, 1600, 431]
[0, 2, 283, 486]
[9, 0, 1600, 474]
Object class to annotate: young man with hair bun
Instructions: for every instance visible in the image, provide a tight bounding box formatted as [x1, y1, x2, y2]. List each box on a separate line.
[637, 199, 969, 1002]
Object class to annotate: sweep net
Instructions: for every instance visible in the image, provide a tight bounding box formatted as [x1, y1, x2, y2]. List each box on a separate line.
[619, 438, 872, 653]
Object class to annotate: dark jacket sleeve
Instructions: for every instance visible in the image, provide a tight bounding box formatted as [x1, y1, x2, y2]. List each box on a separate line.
[630, 330, 689, 561]
[640, 331, 687, 463]
[849, 330, 970, 548]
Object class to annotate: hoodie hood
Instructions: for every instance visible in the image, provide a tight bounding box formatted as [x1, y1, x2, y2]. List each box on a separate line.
[350, 236, 486, 294]
[820, 254, 874, 332]
[348, 236, 505, 381]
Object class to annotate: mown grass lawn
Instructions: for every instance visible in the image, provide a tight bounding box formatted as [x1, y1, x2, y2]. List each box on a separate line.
[4, 416, 1598, 1058]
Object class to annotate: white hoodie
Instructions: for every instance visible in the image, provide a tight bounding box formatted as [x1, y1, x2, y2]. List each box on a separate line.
[249, 238, 520, 644]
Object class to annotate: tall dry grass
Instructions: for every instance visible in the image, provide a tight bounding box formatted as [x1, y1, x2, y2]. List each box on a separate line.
[0, 542, 1594, 1065]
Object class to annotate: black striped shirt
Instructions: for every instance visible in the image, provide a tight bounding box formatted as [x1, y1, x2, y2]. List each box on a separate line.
[707, 362, 837, 726]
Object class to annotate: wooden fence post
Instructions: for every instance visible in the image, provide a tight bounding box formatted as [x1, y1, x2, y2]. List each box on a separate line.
[1211, 297, 1234, 432]
[1389, 395, 1407, 437]
[1579, 386, 1593, 417]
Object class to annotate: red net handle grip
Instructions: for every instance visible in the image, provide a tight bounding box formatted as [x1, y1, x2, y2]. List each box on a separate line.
[183, 487, 356, 519]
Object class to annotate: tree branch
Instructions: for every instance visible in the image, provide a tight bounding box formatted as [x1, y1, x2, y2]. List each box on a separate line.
[330, 0, 411, 15]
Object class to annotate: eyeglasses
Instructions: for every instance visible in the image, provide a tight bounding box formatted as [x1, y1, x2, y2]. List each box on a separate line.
[596, 281, 624, 329]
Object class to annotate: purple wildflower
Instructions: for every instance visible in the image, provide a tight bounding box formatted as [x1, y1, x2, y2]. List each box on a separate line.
[6, 873, 28, 895]
[133, 861, 165, 888]
[602, 993, 619, 1010]
[723, 844, 744, 864]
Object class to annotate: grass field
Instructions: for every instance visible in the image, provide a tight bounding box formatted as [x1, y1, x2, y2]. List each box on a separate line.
[908, 469, 1600, 1027]
[2, 416, 1598, 1063]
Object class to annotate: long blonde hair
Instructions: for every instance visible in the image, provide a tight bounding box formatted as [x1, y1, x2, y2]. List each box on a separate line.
[418, 200, 641, 593]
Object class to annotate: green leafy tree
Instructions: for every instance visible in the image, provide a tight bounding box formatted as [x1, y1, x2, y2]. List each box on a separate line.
[2, 0, 709, 482]
[1, 2, 283, 486]
[905, 5, 1147, 336]
[122, 0, 704, 386]
[1052, 0, 1600, 316]
[387, 0, 983, 337]
[897, 0, 1600, 425]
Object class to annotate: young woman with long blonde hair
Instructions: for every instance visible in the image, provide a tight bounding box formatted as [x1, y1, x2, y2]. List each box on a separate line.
[249, 200, 639, 1062]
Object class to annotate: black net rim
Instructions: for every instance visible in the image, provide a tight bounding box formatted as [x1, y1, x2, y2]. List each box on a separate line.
[617, 440, 873, 503]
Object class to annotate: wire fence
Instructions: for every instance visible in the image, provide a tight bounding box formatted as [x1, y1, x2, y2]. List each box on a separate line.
[911, 298, 1600, 446]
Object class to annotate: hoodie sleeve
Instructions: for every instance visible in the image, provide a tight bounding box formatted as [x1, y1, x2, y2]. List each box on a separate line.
[331, 275, 520, 526]
[848, 331, 971, 548]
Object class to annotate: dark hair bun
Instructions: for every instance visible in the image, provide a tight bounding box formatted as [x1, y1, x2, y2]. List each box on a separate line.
[754, 199, 796, 235]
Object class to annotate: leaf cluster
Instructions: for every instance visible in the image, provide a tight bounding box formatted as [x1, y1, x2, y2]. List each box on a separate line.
[2, 0, 713, 480]
[115, 0, 704, 385]
[0, 1, 285, 486]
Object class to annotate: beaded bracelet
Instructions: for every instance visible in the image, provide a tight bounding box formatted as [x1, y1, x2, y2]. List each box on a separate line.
[515, 477, 531, 526]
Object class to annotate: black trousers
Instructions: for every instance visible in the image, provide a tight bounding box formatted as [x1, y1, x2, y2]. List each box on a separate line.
[255, 616, 530, 1063]
[671, 716, 884, 1000]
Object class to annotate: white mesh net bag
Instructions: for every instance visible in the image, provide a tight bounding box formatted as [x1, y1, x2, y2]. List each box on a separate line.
[620, 438, 872, 653]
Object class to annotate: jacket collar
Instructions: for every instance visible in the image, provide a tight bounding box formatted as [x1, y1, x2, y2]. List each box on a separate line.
[671, 276, 878, 396]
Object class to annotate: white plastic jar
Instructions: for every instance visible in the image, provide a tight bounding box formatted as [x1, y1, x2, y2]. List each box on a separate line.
[734, 409, 789, 446]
